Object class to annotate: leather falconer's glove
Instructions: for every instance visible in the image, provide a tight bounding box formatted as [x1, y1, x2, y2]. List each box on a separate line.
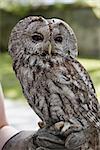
[33, 128, 66, 150]
[2, 128, 66, 150]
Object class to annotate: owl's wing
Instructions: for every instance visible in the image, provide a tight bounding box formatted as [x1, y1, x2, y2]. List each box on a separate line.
[64, 57, 100, 130]
[72, 58, 96, 95]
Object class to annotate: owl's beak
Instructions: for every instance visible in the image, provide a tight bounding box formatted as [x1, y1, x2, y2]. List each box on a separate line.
[43, 41, 52, 55]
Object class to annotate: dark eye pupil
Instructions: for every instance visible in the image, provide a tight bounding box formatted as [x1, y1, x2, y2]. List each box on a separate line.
[32, 34, 43, 42]
[55, 36, 63, 43]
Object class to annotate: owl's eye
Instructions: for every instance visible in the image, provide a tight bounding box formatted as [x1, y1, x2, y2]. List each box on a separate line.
[32, 33, 44, 42]
[54, 36, 63, 43]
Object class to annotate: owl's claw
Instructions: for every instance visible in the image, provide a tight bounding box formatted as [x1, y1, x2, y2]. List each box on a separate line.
[54, 121, 82, 136]
[38, 121, 46, 129]
[61, 122, 82, 137]
[54, 121, 85, 149]
[54, 121, 64, 130]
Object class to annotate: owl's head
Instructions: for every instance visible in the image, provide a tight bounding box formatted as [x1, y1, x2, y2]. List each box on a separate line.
[8, 16, 78, 61]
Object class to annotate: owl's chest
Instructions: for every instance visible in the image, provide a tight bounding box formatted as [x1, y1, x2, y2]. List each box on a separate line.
[33, 65, 66, 90]
[32, 65, 78, 114]
[32, 63, 74, 97]
[32, 67, 82, 122]
[22, 63, 89, 126]
[32, 62, 87, 108]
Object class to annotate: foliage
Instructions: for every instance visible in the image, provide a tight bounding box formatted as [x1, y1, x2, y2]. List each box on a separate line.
[0, 53, 100, 100]
[75, 0, 100, 18]
[0, 0, 100, 18]
[0, 0, 32, 15]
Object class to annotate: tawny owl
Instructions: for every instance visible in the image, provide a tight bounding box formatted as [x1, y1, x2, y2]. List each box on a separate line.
[8, 16, 100, 149]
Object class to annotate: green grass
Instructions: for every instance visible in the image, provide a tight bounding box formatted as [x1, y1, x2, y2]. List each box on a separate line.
[0, 53, 100, 100]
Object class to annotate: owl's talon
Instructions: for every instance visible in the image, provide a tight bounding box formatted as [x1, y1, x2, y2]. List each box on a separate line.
[54, 121, 64, 130]
[61, 122, 82, 137]
[61, 122, 72, 132]
[38, 121, 46, 129]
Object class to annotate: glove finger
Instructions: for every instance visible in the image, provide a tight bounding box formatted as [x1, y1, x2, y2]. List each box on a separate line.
[35, 128, 65, 149]
[65, 131, 86, 150]
[36, 134, 65, 149]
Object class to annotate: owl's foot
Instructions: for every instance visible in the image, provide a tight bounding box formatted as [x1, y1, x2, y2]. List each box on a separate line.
[54, 121, 64, 130]
[65, 130, 86, 150]
[55, 121, 82, 136]
[54, 121, 86, 150]
[38, 121, 46, 129]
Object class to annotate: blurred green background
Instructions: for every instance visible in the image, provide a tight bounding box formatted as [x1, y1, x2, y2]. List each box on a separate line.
[0, 0, 100, 100]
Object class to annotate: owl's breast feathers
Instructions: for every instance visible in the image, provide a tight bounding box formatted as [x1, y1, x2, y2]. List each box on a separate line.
[14, 56, 100, 128]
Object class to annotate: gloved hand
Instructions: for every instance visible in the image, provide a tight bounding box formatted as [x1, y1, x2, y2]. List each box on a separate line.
[33, 128, 66, 150]
[52, 121, 90, 150]
[64, 129, 87, 150]
[59, 124, 91, 150]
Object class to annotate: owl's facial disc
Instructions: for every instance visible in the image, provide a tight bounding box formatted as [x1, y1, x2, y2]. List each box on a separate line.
[22, 18, 67, 57]
[22, 20, 51, 56]
[9, 16, 78, 61]
[47, 18, 78, 58]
